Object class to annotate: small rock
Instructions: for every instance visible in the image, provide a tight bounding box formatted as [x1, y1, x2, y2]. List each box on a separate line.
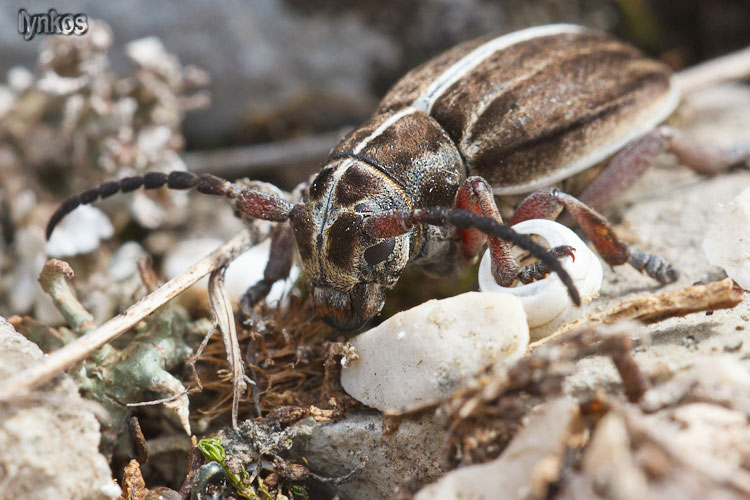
[415, 398, 581, 499]
[341, 292, 529, 412]
[0, 316, 119, 500]
[703, 186, 750, 290]
[290, 412, 445, 500]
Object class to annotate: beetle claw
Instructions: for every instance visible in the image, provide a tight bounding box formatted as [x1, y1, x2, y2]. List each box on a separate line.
[516, 245, 576, 284]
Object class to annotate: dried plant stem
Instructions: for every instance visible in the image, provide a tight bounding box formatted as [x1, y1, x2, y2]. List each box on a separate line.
[208, 266, 247, 429]
[531, 278, 744, 350]
[182, 129, 345, 178]
[676, 45, 750, 95]
[0, 230, 254, 403]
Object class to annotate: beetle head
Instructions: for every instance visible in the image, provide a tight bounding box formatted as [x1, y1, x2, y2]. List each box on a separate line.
[289, 158, 412, 331]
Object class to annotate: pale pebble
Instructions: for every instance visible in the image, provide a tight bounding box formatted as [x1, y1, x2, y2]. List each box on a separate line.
[340, 292, 529, 412]
[703, 186, 750, 290]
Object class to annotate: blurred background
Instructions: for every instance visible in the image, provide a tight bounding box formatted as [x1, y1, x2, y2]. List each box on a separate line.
[2, 0, 750, 185]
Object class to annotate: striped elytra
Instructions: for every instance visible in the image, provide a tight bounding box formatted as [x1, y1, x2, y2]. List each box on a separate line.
[301, 24, 677, 291]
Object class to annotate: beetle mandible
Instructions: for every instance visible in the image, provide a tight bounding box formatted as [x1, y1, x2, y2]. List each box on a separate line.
[47, 24, 750, 331]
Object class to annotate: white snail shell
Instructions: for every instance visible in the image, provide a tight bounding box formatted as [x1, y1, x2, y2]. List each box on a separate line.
[478, 219, 603, 339]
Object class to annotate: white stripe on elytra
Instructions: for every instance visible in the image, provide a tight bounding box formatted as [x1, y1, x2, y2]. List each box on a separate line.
[352, 107, 419, 154]
[412, 24, 586, 114]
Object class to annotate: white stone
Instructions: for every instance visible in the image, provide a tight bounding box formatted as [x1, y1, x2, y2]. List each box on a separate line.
[45, 204, 114, 258]
[163, 237, 300, 304]
[478, 219, 603, 339]
[340, 292, 529, 412]
[0, 317, 119, 500]
[703, 186, 750, 290]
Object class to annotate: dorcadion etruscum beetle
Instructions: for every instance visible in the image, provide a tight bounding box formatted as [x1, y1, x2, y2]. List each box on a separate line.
[47, 25, 750, 331]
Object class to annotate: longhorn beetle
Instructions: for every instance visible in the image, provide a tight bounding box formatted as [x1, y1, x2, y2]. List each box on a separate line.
[47, 24, 749, 331]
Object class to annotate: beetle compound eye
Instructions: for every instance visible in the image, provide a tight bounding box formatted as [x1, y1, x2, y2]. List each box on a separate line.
[364, 237, 396, 266]
[354, 202, 376, 213]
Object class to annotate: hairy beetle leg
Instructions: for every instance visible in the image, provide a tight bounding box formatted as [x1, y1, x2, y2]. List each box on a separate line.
[512, 187, 679, 284]
[580, 126, 750, 212]
[455, 176, 576, 287]
[362, 201, 582, 306]
[455, 177, 518, 286]
[240, 222, 295, 315]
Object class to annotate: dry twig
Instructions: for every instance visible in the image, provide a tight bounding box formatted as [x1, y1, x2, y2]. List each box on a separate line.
[0, 230, 254, 402]
[208, 265, 248, 429]
[531, 278, 743, 349]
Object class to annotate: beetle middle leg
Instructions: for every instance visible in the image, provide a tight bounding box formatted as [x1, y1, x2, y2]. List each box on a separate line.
[511, 187, 679, 284]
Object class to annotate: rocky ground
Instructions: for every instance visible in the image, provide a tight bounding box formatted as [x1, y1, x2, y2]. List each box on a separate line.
[279, 83, 750, 499]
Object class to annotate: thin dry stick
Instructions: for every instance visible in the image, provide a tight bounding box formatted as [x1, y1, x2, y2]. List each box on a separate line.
[182, 129, 346, 178]
[0, 230, 254, 402]
[208, 266, 247, 429]
[530, 277, 744, 350]
[187, 327, 218, 392]
[675, 45, 750, 95]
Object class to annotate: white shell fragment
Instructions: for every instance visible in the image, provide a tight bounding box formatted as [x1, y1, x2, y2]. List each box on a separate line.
[478, 219, 603, 339]
[163, 237, 299, 304]
[340, 292, 529, 412]
[702, 186, 750, 290]
[45, 205, 114, 258]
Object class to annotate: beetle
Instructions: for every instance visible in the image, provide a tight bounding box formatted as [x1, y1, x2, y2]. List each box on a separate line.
[46, 24, 749, 331]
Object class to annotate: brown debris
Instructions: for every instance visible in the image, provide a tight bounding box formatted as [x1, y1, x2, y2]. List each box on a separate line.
[178, 436, 203, 499]
[119, 460, 147, 500]
[423, 323, 647, 470]
[189, 298, 360, 423]
[118, 459, 183, 500]
[128, 416, 150, 464]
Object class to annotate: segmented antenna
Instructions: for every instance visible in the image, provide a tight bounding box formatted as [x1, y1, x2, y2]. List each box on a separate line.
[46, 171, 235, 239]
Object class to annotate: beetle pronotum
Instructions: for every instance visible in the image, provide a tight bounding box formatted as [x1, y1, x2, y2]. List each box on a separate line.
[47, 24, 750, 331]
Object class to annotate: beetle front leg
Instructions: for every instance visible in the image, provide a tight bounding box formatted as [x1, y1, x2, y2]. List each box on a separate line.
[512, 187, 679, 284]
[455, 177, 518, 285]
[579, 126, 750, 211]
[455, 176, 576, 287]
[240, 222, 295, 313]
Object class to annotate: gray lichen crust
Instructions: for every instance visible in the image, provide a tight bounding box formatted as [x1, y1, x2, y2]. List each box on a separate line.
[0, 317, 119, 500]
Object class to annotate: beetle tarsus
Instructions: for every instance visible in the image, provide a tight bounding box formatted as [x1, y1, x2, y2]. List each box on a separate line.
[628, 249, 679, 284]
[517, 245, 576, 284]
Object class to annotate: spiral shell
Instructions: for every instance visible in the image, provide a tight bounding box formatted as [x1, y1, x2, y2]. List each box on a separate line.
[478, 219, 603, 339]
